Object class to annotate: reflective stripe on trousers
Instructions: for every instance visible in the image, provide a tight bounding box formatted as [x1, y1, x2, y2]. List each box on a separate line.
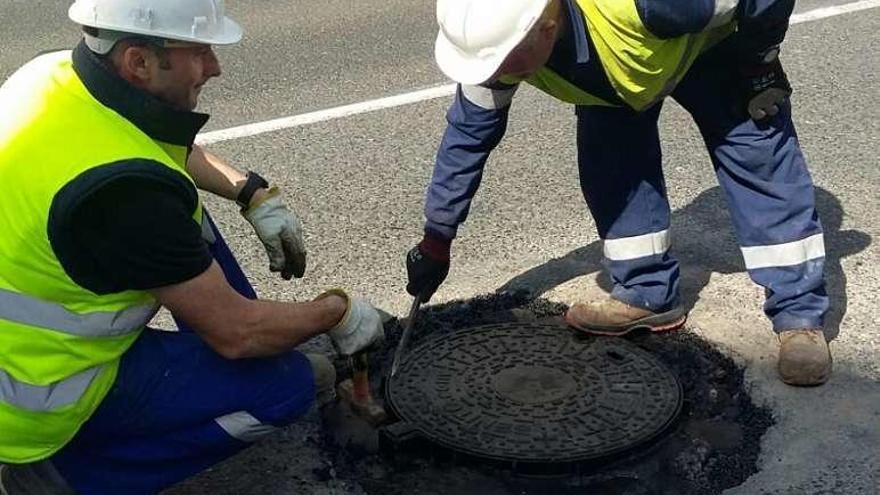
[214, 411, 277, 443]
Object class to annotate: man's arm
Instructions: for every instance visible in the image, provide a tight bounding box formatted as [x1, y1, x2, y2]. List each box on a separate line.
[187, 144, 307, 279]
[405, 82, 517, 300]
[424, 82, 518, 240]
[150, 262, 346, 359]
[186, 144, 271, 207]
[50, 166, 380, 358]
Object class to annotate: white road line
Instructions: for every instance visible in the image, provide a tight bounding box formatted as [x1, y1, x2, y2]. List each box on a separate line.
[197, 0, 880, 145]
[197, 84, 456, 144]
[790, 0, 880, 23]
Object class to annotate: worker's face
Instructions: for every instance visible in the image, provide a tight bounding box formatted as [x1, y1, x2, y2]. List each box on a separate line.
[493, 20, 559, 81]
[142, 43, 222, 111]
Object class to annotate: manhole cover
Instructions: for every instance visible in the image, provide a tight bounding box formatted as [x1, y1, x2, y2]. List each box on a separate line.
[384, 323, 682, 467]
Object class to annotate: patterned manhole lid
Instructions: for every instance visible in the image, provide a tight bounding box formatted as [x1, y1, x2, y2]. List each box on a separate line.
[385, 323, 682, 465]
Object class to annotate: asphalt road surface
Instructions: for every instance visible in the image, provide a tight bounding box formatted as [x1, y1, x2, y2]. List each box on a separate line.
[1, 1, 878, 493]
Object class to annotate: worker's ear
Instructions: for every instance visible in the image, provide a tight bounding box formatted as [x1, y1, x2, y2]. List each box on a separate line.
[117, 45, 155, 83]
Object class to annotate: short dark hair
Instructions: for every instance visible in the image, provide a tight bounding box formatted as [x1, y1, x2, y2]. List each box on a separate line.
[119, 39, 172, 70]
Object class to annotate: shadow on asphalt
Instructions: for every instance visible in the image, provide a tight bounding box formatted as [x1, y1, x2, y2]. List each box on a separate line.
[497, 186, 871, 341]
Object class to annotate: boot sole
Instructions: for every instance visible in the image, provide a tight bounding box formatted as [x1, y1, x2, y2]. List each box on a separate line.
[779, 372, 831, 387]
[779, 358, 832, 387]
[565, 307, 688, 337]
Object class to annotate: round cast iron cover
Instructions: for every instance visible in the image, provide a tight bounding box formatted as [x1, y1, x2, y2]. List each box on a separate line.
[386, 323, 682, 464]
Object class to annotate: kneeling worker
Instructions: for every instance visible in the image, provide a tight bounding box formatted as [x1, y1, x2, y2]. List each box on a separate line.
[0, 1, 382, 493]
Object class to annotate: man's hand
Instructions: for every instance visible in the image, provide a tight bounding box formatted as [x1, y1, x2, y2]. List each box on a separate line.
[740, 48, 792, 121]
[319, 289, 385, 356]
[242, 189, 307, 279]
[406, 233, 451, 301]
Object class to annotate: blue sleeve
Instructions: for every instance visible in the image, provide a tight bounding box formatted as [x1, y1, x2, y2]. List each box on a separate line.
[635, 0, 794, 54]
[423, 85, 512, 240]
[635, 0, 715, 38]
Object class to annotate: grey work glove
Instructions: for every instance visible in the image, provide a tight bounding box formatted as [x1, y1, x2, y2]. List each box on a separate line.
[740, 47, 792, 121]
[317, 289, 385, 356]
[242, 189, 307, 279]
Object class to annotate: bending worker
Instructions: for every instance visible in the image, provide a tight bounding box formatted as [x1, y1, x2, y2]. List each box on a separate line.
[0, 1, 383, 494]
[406, 0, 832, 386]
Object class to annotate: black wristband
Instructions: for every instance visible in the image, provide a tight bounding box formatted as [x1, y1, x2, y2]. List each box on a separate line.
[236, 171, 269, 210]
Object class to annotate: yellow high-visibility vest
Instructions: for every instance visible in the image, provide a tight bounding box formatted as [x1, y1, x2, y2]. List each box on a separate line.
[0, 50, 202, 462]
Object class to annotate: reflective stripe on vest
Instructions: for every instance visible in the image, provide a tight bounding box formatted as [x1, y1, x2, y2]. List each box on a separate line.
[0, 366, 102, 412]
[0, 288, 157, 338]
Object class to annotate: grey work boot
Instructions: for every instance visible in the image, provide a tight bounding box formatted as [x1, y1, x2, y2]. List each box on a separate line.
[565, 297, 687, 336]
[1, 465, 8, 495]
[307, 352, 380, 452]
[778, 329, 832, 386]
[304, 353, 337, 409]
[0, 462, 75, 495]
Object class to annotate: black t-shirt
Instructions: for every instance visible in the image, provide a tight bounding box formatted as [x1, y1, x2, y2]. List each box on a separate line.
[47, 160, 213, 295]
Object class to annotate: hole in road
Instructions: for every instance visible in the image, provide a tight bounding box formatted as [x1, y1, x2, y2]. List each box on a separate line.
[326, 292, 774, 495]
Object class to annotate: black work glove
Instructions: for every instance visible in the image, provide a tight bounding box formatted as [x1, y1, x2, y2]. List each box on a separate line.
[739, 47, 792, 121]
[405, 232, 451, 302]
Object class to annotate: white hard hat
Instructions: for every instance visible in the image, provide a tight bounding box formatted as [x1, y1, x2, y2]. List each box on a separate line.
[69, 0, 243, 52]
[435, 0, 551, 85]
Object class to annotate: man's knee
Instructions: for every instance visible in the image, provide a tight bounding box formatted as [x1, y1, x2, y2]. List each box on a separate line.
[242, 351, 321, 428]
[242, 353, 336, 434]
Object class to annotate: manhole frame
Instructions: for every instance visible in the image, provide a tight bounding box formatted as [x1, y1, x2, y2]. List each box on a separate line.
[382, 322, 684, 470]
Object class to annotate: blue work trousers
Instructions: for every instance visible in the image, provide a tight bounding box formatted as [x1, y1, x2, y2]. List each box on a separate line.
[50, 213, 316, 495]
[576, 47, 828, 331]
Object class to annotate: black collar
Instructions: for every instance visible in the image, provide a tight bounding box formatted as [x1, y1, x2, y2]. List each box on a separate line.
[71, 41, 209, 147]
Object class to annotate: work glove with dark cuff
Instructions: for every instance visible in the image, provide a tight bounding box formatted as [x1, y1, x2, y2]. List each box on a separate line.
[317, 289, 385, 356]
[242, 189, 307, 280]
[406, 232, 451, 302]
[739, 47, 792, 121]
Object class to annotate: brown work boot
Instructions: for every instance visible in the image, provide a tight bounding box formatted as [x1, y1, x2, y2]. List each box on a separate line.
[304, 353, 337, 408]
[565, 297, 687, 336]
[777, 329, 832, 386]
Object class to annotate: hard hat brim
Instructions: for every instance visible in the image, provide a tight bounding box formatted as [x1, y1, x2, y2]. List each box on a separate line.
[434, 31, 510, 86]
[434, 0, 550, 86]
